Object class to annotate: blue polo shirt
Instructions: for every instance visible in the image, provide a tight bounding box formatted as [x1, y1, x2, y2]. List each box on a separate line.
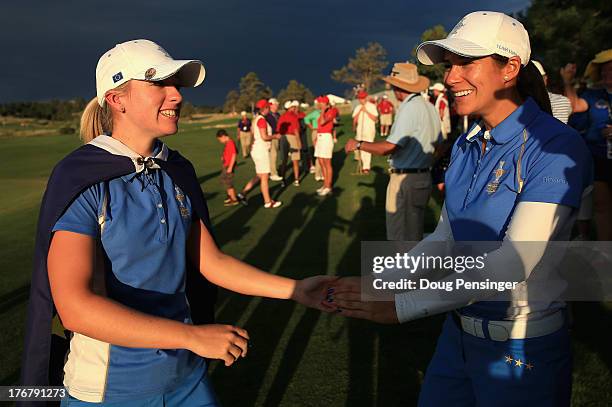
[567, 88, 611, 158]
[387, 94, 441, 169]
[52, 141, 204, 402]
[444, 98, 592, 318]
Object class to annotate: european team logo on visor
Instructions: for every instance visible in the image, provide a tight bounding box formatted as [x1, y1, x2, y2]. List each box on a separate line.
[112, 72, 124, 83]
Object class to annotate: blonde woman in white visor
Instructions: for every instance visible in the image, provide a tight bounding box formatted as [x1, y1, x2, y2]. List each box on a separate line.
[21, 39, 333, 406]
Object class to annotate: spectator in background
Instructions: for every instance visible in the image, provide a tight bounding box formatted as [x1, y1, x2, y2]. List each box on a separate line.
[266, 98, 283, 181]
[329, 98, 340, 141]
[277, 100, 302, 186]
[315, 95, 337, 196]
[236, 111, 252, 158]
[531, 60, 573, 124]
[562, 49, 612, 241]
[377, 94, 394, 137]
[352, 90, 379, 174]
[304, 98, 323, 181]
[430, 83, 451, 139]
[215, 129, 239, 206]
[296, 101, 313, 176]
[238, 100, 282, 208]
[345, 62, 438, 240]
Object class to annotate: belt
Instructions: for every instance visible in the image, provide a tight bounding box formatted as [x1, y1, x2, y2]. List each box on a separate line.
[389, 167, 430, 174]
[452, 311, 565, 341]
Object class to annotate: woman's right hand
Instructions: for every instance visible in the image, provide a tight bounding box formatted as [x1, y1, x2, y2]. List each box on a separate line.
[185, 324, 249, 366]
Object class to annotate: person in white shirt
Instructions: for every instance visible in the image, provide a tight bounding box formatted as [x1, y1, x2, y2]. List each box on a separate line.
[352, 90, 379, 174]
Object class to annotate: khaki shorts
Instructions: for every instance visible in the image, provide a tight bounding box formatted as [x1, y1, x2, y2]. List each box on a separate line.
[380, 114, 393, 126]
[285, 134, 301, 160]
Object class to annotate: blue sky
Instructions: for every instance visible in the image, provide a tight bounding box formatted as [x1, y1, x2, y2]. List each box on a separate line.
[1, 0, 531, 106]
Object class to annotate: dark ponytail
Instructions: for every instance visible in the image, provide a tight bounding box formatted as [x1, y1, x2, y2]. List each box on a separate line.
[493, 56, 552, 115]
[517, 61, 552, 115]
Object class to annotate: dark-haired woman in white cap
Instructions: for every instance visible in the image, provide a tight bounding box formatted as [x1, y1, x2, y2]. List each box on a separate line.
[21, 39, 333, 406]
[329, 12, 593, 406]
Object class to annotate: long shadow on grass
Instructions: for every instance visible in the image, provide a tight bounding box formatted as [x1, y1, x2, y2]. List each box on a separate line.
[260, 191, 349, 407]
[210, 192, 320, 405]
[334, 172, 443, 406]
[570, 302, 612, 374]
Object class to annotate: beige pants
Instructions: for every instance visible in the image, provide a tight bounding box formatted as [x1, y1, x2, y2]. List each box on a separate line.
[356, 131, 376, 170]
[385, 171, 432, 241]
[239, 131, 252, 158]
[269, 138, 280, 176]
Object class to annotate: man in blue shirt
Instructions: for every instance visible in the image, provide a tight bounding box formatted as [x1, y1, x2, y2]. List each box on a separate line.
[345, 62, 440, 240]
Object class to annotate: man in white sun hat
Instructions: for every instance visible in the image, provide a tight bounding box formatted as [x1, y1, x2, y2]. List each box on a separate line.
[331, 11, 592, 407]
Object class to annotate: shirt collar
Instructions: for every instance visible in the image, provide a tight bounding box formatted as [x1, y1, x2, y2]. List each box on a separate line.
[88, 134, 168, 174]
[463, 97, 540, 145]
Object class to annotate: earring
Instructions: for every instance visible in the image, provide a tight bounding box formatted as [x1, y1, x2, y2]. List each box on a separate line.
[120, 106, 126, 113]
[504, 75, 509, 81]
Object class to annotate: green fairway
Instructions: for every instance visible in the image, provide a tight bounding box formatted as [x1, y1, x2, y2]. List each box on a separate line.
[1, 116, 611, 406]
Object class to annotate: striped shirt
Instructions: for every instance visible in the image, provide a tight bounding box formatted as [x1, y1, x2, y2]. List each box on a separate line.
[548, 92, 572, 124]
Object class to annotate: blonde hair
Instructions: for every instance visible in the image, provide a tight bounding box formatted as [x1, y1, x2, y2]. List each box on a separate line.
[79, 82, 130, 143]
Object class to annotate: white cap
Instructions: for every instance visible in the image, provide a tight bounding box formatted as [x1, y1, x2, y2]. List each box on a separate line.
[268, 98, 279, 105]
[283, 100, 292, 109]
[290, 100, 300, 107]
[240, 111, 247, 116]
[96, 39, 206, 106]
[430, 83, 445, 91]
[531, 60, 546, 76]
[417, 11, 531, 66]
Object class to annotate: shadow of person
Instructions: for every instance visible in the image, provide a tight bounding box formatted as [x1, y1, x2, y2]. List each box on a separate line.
[210, 192, 345, 406]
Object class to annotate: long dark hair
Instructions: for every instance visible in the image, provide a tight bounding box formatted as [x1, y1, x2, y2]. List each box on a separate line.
[493, 55, 552, 115]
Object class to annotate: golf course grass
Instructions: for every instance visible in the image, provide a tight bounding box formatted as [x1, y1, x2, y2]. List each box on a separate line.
[1, 115, 611, 406]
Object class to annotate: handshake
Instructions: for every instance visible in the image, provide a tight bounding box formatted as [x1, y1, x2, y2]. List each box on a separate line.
[293, 275, 399, 324]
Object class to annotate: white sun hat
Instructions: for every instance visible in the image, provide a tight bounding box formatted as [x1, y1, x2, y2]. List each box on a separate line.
[283, 100, 292, 109]
[96, 39, 206, 106]
[416, 11, 531, 66]
[290, 100, 300, 107]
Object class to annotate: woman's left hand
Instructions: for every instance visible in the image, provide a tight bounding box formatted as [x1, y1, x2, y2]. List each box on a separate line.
[292, 276, 339, 311]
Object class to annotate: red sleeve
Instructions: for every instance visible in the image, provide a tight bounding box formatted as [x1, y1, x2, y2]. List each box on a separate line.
[439, 100, 447, 111]
[229, 139, 237, 154]
[257, 117, 268, 129]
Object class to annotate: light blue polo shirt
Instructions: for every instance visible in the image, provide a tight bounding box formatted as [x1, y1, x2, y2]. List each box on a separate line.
[386, 94, 441, 169]
[53, 137, 205, 402]
[444, 98, 592, 318]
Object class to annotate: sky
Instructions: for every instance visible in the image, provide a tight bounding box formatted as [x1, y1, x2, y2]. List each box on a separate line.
[1, 0, 531, 106]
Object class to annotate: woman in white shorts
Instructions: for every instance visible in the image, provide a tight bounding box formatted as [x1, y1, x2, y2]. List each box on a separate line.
[314, 96, 337, 196]
[238, 99, 282, 208]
